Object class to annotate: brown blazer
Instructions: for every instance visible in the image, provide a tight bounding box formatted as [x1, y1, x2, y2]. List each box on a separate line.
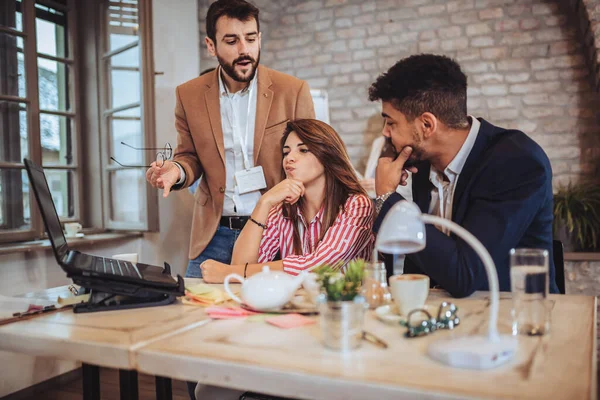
[172, 65, 316, 259]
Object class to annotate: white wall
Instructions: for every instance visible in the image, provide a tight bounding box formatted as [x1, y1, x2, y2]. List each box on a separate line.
[140, 0, 200, 277]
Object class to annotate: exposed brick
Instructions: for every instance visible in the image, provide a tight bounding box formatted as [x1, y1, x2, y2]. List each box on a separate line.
[481, 84, 508, 96]
[489, 108, 519, 120]
[535, 70, 561, 81]
[336, 27, 367, 39]
[418, 4, 446, 16]
[348, 39, 364, 50]
[487, 97, 514, 108]
[522, 94, 550, 105]
[365, 36, 391, 47]
[495, 19, 518, 32]
[334, 18, 352, 28]
[353, 49, 376, 60]
[511, 44, 550, 58]
[507, 5, 531, 17]
[466, 23, 492, 36]
[479, 7, 503, 20]
[407, 17, 449, 30]
[391, 32, 420, 44]
[334, 5, 361, 18]
[497, 59, 529, 71]
[549, 41, 580, 56]
[481, 47, 508, 60]
[297, 11, 318, 24]
[500, 32, 535, 45]
[471, 36, 495, 47]
[462, 61, 494, 73]
[505, 72, 531, 83]
[383, 23, 405, 35]
[354, 14, 375, 25]
[451, 11, 479, 24]
[447, 0, 475, 13]
[316, 31, 336, 42]
[419, 39, 441, 52]
[472, 73, 504, 84]
[510, 81, 562, 94]
[352, 72, 371, 83]
[306, 77, 329, 88]
[323, 40, 347, 53]
[545, 15, 567, 27]
[536, 28, 570, 42]
[441, 37, 469, 51]
[360, 2, 376, 13]
[520, 18, 540, 30]
[420, 30, 437, 40]
[438, 26, 462, 39]
[532, 3, 558, 16]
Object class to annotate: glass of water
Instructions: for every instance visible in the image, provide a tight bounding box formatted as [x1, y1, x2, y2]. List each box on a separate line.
[510, 248, 550, 336]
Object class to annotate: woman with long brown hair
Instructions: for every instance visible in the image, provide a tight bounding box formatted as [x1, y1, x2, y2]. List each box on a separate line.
[200, 119, 374, 282]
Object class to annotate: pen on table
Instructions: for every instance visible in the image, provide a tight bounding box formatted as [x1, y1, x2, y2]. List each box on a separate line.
[362, 331, 388, 349]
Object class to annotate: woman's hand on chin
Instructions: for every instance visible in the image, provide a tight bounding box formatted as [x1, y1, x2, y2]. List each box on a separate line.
[261, 178, 305, 208]
[200, 259, 231, 283]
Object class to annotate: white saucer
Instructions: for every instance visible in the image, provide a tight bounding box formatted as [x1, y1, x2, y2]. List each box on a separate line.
[65, 233, 84, 238]
[375, 304, 437, 324]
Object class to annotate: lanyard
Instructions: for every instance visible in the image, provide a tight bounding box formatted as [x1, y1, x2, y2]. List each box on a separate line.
[222, 71, 256, 170]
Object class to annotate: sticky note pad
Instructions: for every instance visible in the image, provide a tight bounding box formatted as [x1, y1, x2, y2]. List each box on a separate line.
[265, 313, 316, 329]
[185, 283, 214, 295]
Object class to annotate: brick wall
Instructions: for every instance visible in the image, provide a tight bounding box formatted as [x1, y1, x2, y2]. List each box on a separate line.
[199, 0, 600, 189]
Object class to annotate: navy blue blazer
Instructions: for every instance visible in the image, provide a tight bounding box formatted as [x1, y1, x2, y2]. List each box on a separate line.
[374, 118, 559, 297]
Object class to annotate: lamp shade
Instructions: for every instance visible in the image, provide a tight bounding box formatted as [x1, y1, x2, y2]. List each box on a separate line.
[375, 201, 425, 254]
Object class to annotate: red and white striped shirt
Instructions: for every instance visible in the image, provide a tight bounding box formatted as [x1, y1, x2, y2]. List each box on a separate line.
[258, 194, 374, 275]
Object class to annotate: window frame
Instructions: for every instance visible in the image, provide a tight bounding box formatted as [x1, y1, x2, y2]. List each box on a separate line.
[0, 0, 82, 244]
[98, 0, 158, 232]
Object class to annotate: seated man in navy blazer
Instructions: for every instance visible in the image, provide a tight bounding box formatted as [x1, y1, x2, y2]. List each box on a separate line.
[369, 54, 559, 297]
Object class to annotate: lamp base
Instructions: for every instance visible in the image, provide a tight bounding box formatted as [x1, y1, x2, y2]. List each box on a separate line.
[428, 335, 517, 370]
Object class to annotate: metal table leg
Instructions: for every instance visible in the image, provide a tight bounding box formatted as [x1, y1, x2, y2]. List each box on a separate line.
[82, 363, 100, 400]
[119, 369, 139, 400]
[156, 376, 173, 400]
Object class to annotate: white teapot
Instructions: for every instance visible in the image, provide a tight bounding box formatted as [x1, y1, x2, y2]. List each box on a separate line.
[224, 266, 305, 311]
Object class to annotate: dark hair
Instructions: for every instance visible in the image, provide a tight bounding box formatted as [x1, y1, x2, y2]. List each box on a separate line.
[206, 0, 260, 43]
[368, 54, 469, 129]
[280, 119, 367, 255]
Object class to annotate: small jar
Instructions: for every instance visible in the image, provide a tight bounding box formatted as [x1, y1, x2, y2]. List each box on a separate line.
[361, 261, 392, 309]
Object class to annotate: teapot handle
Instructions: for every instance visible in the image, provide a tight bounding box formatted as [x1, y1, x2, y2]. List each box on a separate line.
[223, 273, 244, 304]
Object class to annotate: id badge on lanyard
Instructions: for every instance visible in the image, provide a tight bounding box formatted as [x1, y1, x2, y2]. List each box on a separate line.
[228, 77, 267, 194]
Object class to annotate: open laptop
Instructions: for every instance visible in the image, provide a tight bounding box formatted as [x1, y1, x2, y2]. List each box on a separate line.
[24, 158, 183, 299]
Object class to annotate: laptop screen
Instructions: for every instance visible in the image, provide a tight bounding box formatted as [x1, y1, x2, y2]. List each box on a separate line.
[24, 159, 69, 260]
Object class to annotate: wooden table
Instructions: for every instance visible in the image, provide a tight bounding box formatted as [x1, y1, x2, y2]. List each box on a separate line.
[0, 284, 596, 400]
[0, 285, 210, 400]
[135, 290, 597, 400]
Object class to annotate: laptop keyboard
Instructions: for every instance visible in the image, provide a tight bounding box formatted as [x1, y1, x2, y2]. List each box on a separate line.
[91, 257, 142, 278]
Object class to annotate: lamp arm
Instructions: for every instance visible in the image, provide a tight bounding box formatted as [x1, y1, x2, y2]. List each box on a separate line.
[420, 214, 499, 341]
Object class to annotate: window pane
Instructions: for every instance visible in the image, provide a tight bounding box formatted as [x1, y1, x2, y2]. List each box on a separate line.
[38, 60, 69, 111]
[0, 0, 23, 32]
[0, 101, 28, 162]
[40, 113, 72, 166]
[108, 0, 139, 51]
[44, 169, 74, 218]
[109, 55, 140, 109]
[109, 169, 145, 223]
[35, 4, 66, 58]
[0, 32, 26, 98]
[0, 169, 30, 231]
[110, 107, 142, 166]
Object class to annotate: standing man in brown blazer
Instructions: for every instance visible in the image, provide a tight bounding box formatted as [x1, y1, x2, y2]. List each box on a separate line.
[145, 0, 315, 285]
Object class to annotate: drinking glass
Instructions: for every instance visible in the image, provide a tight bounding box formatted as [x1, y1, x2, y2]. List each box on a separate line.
[510, 248, 551, 336]
[361, 261, 392, 309]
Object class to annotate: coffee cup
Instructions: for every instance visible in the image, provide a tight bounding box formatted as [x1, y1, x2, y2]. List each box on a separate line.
[389, 274, 430, 316]
[112, 253, 139, 264]
[64, 222, 82, 237]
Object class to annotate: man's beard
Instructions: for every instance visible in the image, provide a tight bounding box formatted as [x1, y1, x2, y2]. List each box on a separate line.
[403, 128, 425, 168]
[217, 51, 260, 83]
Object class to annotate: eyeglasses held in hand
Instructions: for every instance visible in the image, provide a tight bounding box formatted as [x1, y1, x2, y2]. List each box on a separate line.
[401, 301, 461, 338]
[110, 142, 173, 168]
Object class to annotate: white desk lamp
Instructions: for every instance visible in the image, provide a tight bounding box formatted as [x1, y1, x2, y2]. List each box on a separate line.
[376, 201, 517, 370]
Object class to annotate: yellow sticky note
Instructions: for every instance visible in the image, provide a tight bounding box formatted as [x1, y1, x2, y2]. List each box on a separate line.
[185, 283, 214, 295]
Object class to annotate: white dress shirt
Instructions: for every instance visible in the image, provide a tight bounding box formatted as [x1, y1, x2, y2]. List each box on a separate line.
[176, 68, 260, 216]
[428, 116, 480, 234]
[218, 68, 260, 216]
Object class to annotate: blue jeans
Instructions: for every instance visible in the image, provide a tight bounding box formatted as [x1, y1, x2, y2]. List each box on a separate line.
[185, 225, 241, 400]
[185, 225, 241, 278]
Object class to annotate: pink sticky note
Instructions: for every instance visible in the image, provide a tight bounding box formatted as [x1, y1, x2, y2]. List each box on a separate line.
[265, 313, 316, 329]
